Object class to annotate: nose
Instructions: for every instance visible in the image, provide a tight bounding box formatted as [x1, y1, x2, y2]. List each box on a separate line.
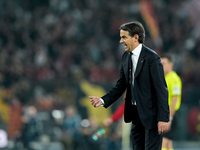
[120, 38, 123, 43]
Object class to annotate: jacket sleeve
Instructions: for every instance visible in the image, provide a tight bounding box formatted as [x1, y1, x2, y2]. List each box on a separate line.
[150, 55, 169, 122]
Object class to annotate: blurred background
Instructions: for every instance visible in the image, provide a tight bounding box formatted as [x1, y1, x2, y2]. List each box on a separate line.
[0, 0, 200, 150]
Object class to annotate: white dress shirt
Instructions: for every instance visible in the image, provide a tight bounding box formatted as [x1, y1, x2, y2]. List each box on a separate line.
[130, 44, 142, 86]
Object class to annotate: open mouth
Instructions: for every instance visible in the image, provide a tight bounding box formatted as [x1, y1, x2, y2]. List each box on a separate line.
[123, 44, 127, 49]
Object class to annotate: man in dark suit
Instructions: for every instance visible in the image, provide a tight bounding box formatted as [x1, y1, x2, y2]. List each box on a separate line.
[89, 21, 170, 150]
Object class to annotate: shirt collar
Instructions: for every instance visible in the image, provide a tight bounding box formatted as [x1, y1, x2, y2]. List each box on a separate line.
[131, 44, 142, 56]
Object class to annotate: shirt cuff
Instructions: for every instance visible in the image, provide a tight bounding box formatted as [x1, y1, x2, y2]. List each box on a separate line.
[100, 98, 105, 106]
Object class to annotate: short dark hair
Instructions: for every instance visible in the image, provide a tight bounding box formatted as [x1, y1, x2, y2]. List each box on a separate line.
[160, 53, 173, 62]
[119, 21, 145, 43]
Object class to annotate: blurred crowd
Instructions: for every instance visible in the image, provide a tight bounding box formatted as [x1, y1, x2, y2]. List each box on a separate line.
[0, 0, 200, 149]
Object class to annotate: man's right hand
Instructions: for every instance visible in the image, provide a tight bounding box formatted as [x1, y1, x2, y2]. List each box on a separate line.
[89, 96, 103, 107]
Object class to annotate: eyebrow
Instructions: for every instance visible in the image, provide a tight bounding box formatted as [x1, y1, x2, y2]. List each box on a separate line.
[121, 35, 127, 38]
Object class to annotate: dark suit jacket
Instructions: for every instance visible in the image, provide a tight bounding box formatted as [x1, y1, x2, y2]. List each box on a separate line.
[102, 44, 169, 129]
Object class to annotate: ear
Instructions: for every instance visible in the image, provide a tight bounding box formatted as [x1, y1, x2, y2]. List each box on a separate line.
[134, 34, 139, 42]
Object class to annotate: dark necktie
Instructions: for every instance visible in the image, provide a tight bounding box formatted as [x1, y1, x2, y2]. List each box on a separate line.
[128, 52, 135, 104]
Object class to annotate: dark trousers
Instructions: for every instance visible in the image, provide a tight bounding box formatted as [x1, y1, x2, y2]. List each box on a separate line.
[130, 106, 162, 150]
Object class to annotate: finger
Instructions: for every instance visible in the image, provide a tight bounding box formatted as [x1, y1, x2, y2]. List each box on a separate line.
[90, 99, 95, 103]
[161, 126, 164, 133]
[91, 99, 97, 106]
[94, 97, 99, 101]
[158, 130, 162, 135]
[94, 101, 100, 107]
[90, 98, 98, 104]
[158, 126, 163, 135]
[91, 101, 95, 106]
[95, 101, 102, 107]
[89, 96, 95, 99]
[158, 125, 161, 133]
[160, 127, 166, 134]
[91, 100, 98, 107]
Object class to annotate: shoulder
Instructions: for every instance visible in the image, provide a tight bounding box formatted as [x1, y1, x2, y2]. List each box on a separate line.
[143, 45, 159, 59]
[169, 71, 182, 83]
[142, 45, 160, 64]
[166, 71, 182, 86]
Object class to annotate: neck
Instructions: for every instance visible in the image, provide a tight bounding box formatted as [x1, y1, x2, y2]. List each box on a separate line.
[165, 70, 172, 76]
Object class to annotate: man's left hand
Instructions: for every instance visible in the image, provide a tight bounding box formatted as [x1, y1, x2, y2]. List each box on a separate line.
[157, 121, 170, 135]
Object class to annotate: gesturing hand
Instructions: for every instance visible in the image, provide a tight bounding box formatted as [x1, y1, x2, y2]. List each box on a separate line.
[89, 96, 103, 107]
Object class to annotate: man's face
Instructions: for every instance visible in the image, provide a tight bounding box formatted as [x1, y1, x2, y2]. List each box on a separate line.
[120, 30, 139, 52]
[161, 58, 173, 75]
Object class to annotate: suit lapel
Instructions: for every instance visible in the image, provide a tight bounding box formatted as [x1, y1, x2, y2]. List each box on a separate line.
[135, 45, 146, 78]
